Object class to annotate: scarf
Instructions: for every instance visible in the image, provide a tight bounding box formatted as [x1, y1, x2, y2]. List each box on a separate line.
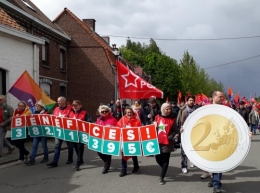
[186, 105, 196, 117]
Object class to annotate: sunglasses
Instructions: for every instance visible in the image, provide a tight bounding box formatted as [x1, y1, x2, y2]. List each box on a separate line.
[72, 104, 78, 106]
[101, 110, 109, 113]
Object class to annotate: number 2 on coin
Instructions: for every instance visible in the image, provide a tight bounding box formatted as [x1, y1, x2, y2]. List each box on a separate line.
[193, 120, 211, 151]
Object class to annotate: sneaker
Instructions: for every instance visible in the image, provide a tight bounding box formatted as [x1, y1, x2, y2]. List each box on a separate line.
[40, 158, 49, 163]
[73, 165, 80, 171]
[25, 160, 35, 165]
[24, 153, 30, 162]
[102, 168, 108, 174]
[6, 147, 15, 155]
[46, 162, 58, 167]
[66, 160, 73, 164]
[119, 170, 127, 177]
[16, 160, 24, 165]
[132, 166, 140, 173]
[190, 162, 194, 168]
[182, 168, 188, 173]
[159, 177, 166, 185]
[201, 172, 210, 179]
[208, 180, 213, 187]
[213, 188, 222, 193]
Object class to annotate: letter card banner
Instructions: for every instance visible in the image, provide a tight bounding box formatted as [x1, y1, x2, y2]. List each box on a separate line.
[51, 116, 65, 140]
[102, 127, 121, 156]
[140, 125, 160, 156]
[88, 124, 104, 152]
[63, 118, 79, 142]
[122, 127, 142, 156]
[11, 116, 27, 140]
[77, 120, 89, 145]
[26, 115, 44, 137]
[39, 114, 55, 137]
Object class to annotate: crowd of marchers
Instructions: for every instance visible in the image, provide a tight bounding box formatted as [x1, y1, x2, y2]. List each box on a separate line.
[0, 91, 254, 193]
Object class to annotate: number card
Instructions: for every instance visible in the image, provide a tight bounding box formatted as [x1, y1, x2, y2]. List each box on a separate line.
[122, 127, 142, 156]
[11, 116, 27, 140]
[51, 116, 65, 140]
[140, 125, 160, 156]
[26, 115, 44, 137]
[77, 120, 89, 145]
[88, 123, 104, 152]
[63, 118, 79, 142]
[39, 115, 55, 137]
[102, 127, 121, 156]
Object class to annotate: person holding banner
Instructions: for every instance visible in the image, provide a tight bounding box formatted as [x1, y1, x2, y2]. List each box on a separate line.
[47, 97, 73, 167]
[13, 101, 31, 164]
[154, 103, 179, 185]
[68, 100, 92, 171]
[96, 105, 117, 174]
[25, 102, 48, 165]
[117, 107, 141, 177]
[0, 95, 14, 157]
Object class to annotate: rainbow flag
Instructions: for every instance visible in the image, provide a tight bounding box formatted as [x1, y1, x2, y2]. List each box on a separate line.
[9, 71, 56, 112]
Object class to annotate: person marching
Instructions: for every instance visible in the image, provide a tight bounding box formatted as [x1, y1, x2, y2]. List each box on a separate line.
[25, 102, 49, 165]
[46, 96, 73, 167]
[13, 101, 31, 164]
[117, 107, 141, 177]
[68, 100, 92, 171]
[154, 103, 179, 185]
[96, 105, 117, 174]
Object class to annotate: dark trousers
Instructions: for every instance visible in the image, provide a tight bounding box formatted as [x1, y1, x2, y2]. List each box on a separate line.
[122, 156, 139, 170]
[155, 152, 171, 178]
[97, 152, 112, 170]
[53, 139, 73, 163]
[74, 143, 84, 166]
[181, 144, 188, 168]
[212, 173, 222, 188]
[15, 139, 29, 160]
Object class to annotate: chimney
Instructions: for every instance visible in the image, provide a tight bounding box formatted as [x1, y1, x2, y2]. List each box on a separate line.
[101, 36, 110, 45]
[82, 19, 96, 31]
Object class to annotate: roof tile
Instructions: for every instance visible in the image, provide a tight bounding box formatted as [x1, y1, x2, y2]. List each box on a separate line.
[0, 7, 25, 31]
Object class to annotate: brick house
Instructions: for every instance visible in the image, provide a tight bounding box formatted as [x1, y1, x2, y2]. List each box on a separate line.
[0, 0, 153, 118]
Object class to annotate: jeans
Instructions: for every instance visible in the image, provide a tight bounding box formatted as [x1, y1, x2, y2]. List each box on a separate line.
[74, 143, 84, 167]
[53, 138, 73, 163]
[155, 152, 171, 178]
[251, 124, 257, 133]
[97, 152, 112, 170]
[0, 127, 13, 157]
[181, 144, 187, 168]
[30, 137, 48, 162]
[212, 173, 222, 188]
[14, 139, 29, 160]
[121, 156, 139, 170]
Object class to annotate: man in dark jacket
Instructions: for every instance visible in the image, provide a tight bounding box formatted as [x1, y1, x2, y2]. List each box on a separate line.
[0, 95, 14, 157]
[237, 101, 249, 125]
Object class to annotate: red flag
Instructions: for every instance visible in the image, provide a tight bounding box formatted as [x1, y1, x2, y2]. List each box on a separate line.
[251, 97, 256, 103]
[201, 93, 209, 104]
[117, 60, 163, 99]
[242, 97, 249, 105]
[187, 91, 191, 96]
[177, 90, 182, 104]
[228, 87, 234, 101]
[196, 93, 202, 104]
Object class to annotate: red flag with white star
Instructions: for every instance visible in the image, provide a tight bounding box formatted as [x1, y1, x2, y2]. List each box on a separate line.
[117, 60, 163, 99]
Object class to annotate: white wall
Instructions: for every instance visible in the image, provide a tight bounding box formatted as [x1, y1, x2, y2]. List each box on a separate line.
[0, 31, 39, 109]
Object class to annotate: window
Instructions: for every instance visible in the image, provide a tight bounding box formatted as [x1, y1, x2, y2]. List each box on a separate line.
[40, 82, 51, 97]
[60, 86, 66, 97]
[60, 48, 66, 70]
[21, 0, 36, 12]
[0, 69, 6, 95]
[42, 42, 49, 64]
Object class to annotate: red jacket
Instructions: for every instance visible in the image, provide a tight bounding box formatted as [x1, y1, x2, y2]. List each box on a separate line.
[53, 106, 71, 117]
[96, 113, 117, 126]
[68, 109, 88, 121]
[117, 114, 141, 127]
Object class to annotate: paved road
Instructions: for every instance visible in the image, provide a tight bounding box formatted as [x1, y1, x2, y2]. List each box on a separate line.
[0, 135, 260, 193]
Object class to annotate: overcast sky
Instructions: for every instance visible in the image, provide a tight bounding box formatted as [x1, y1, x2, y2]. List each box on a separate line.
[31, 0, 260, 99]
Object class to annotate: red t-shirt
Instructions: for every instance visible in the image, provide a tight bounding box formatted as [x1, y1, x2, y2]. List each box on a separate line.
[0, 108, 3, 124]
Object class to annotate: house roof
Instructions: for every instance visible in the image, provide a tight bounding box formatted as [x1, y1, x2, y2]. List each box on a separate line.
[6, 0, 62, 32]
[0, 7, 24, 31]
[54, 8, 116, 65]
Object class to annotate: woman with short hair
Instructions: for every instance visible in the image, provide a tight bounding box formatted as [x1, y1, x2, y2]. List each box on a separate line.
[96, 105, 117, 174]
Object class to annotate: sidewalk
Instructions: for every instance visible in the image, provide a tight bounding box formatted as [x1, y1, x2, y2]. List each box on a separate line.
[0, 138, 67, 165]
